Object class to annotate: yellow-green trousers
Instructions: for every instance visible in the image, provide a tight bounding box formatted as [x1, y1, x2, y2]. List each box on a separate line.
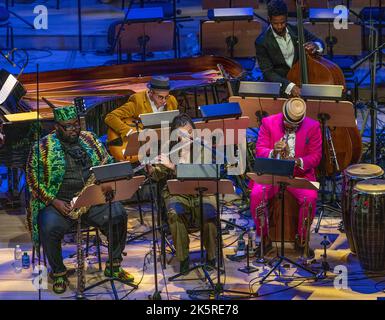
[165, 194, 217, 262]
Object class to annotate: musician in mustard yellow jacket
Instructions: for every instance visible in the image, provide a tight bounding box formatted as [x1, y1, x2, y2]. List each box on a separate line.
[105, 76, 178, 139]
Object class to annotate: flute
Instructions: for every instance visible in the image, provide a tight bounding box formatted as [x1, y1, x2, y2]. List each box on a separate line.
[133, 138, 193, 174]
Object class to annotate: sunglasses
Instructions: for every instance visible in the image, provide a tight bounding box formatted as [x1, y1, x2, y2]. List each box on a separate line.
[58, 123, 81, 131]
[155, 94, 170, 101]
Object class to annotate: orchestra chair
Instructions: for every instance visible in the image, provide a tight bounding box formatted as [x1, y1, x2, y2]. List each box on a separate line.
[268, 191, 299, 242]
[200, 19, 262, 58]
[202, 0, 259, 9]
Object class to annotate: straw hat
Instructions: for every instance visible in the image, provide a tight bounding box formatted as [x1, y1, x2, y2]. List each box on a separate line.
[283, 98, 306, 124]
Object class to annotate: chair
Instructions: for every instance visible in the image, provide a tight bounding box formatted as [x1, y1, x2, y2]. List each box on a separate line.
[32, 219, 103, 272]
[268, 191, 299, 242]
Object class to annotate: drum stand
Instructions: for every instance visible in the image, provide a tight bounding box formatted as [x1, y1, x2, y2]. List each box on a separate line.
[317, 236, 331, 279]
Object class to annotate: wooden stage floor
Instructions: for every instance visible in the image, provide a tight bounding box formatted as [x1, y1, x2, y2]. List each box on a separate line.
[0, 200, 385, 300]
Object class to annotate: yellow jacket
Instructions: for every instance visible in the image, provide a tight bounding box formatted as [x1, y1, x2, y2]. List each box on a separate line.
[105, 90, 178, 138]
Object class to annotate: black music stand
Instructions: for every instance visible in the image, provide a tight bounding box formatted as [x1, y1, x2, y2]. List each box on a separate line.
[167, 164, 224, 282]
[238, 81, 282, 98]
[247, 159, 319, 286]
[167, 166, 255, 299]
[71, 162, 145, 300]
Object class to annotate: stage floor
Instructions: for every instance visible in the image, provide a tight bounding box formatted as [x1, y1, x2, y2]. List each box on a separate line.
[0, 200, 385, 300]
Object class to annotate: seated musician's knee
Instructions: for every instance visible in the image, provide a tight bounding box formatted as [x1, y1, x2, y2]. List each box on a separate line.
[39, 207, 68, 240]
[202, 203, 216, 221]
[167, 202, 186, 217]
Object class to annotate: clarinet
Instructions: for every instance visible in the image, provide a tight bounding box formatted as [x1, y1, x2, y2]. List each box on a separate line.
[76, 215, 86, 299]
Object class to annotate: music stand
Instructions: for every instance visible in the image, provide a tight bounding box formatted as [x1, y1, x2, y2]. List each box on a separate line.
[71, 163, 145, 300]
[200, 19, 262, 58]
[166, 178, 232, 280]
[238, 81, 282, 98]
[122, 123, 171, 294]
[167, 174, 255, 298]
[247, 167, 319, 286]
[113, 20, 174, 62]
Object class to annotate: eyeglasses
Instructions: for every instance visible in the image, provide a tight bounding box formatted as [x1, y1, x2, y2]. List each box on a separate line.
[58, 123, 81, 131]
[155, 94, 170, 101]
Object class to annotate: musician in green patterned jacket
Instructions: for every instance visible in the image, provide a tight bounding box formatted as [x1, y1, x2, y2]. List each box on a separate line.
[147, 113, 217, 274]
[26, 106, 133, 294]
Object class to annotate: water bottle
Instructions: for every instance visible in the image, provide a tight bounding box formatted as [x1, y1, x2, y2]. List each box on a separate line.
[235, 234, 246, 256]
[248, 227, 256, 251]
[22, 252, 30, 269]
[14, 245, 22, 272]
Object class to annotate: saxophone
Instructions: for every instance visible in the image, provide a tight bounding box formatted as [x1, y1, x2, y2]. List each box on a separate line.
[75, 215, 86, 299]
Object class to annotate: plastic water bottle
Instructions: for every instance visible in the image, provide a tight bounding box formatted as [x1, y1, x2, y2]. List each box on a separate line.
[22, 252, 30, 269]
[248, 227, 256, 251]
[14, 245, 22, 272]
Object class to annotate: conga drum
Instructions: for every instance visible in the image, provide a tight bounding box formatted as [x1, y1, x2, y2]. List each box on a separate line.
[351, 179, 385, 272]
[342, 164, 384, 253]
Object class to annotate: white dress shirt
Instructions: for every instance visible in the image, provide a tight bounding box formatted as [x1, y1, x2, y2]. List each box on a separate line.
[271, 26, 323, 95]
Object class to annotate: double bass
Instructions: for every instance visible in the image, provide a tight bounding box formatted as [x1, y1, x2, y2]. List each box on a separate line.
[286, 0, 362, 175]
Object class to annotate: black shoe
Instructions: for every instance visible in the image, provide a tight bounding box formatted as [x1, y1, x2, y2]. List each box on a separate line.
[180, 257, 190, 274]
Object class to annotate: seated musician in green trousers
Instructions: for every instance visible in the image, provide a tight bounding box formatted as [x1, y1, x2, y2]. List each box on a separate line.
[147, 113, 217, 274]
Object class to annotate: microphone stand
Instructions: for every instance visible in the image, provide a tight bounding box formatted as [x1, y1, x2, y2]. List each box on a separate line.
[36, 63, 42, 301]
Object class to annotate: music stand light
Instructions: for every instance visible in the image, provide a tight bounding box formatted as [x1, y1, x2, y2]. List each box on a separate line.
[125, 7, 164, 22]
[309, 8, 348, 23]
[177, 164, 220, 180]
[238, 81, 282, 98]
[207, 7, 254, 21]
[300, 84, 344, 100]
[199, 102, 242, 120]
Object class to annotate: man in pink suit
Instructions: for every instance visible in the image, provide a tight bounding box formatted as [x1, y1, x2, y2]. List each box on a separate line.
[250, 98, 322, 258]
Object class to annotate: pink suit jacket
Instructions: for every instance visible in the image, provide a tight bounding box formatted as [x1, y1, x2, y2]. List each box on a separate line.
[255, 113, 322, 182]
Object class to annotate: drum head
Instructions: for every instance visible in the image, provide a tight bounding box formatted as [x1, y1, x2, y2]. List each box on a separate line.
[354, 179, 385, 194]
[346, 164, 384, 179]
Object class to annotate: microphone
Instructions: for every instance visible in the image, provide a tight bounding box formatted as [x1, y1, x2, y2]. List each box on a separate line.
[0, 49, 17, 67]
